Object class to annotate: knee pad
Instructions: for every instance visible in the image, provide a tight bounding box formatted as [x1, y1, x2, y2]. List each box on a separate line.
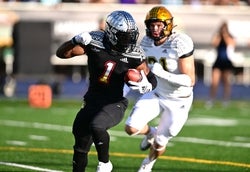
[91, 127, 109, 143]
[74, 136, 93, 153]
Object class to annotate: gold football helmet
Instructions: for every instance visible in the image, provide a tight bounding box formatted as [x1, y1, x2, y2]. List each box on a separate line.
[145, 6, 174, 40]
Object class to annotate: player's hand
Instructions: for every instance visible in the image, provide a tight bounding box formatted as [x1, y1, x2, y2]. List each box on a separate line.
[128, 70, 152, 94]
[72, 32, 92, 45]
[151, 62, 163, 76]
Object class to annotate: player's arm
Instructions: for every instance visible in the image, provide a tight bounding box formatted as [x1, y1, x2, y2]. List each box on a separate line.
[179, 55, 196, 86]
[136, 61, 157, 89]
[151, 56, 195, 87]
[211, 33, 221, 47]
[56, 32, 92, 59]
[56, 41, 85, 59]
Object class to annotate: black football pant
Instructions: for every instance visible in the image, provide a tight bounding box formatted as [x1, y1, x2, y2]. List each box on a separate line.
[72, 98, 128, 172]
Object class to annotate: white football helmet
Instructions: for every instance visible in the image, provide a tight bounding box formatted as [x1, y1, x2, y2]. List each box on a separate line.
[105, 10, 139, 53]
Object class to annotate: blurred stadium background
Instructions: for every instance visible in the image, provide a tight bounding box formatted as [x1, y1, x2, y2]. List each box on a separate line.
[0, 2, 250, 172]
[0, 2, 250, 100]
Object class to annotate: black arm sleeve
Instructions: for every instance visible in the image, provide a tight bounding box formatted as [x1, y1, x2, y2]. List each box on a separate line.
[147, 71, 157, 90]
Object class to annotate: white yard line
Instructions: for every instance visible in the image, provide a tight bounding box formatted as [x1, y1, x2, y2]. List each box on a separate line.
[1, 119, 250, 149]
[0, 120, 71, 132]
[174, 137, 250, 148]
[109, 130, 250, 148]
[0, 161, 63, 172]
[186, 117, 238, 126]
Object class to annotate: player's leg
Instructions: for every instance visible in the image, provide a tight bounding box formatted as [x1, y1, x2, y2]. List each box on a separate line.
[139, 95, 193, 171]
[206, 67, 221, 108]
[125, 92, 160, 136]
[73, 135, 93, 172]
[125, 92, 160, 151]
[91, 98, 128, 171]
[72, 107, 95, 172]
[222, 69, 232, 103]
[138, 107, 171, 172]
[139, 125, 157, 151]
[210, 68, 221, 100]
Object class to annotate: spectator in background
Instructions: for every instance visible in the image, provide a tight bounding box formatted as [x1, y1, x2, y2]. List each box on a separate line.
[0, 8, 19, 96]
[89, 0, 104, 2]
[98, 17, 105, 31]
[61, 0, 80, 2]
[206, 21, 236, 108]
[211, 0, 239, 5]
[144, 0, 160, 3]
[161, 0, 183, 5]
[119, 0, 136, 3]
[40, 0, 61, 5]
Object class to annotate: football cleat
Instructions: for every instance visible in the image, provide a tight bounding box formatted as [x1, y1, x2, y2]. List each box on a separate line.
[96, 161, 113, 172]
[138, 157, 156, 172]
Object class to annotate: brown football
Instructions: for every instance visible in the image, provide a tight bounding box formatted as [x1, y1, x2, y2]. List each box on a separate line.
[124, 69, 142, 83]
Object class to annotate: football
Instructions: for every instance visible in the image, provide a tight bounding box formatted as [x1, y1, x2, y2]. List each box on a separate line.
[124, 69, 142, 83]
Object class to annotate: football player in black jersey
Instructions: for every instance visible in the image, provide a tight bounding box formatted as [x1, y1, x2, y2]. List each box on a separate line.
[56, 10, 157, 172]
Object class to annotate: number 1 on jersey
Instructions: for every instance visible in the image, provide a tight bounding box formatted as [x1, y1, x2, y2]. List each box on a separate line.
[99, 61, 116, 84]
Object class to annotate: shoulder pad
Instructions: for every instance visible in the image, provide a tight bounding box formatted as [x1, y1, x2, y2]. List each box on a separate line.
[89, 31, 105, 49]
[169, 32, 194, 57]
[122, 46, 146, 61]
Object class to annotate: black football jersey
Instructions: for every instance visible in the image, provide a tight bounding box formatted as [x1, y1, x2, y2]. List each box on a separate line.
[83, 31, 146, 103]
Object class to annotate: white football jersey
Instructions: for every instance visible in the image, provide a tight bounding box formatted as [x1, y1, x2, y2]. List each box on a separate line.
[140, 32, 194, 98]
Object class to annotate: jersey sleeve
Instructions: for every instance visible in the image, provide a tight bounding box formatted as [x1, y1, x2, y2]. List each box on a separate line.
[89, 31, 105, 49]
[175, 33, 194, 58]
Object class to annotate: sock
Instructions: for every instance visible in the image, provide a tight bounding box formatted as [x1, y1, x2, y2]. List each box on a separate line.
[148, 126, 156, 136]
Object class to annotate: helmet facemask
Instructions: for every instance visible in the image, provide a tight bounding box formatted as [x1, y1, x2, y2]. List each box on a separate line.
[115, 29, 139, 53]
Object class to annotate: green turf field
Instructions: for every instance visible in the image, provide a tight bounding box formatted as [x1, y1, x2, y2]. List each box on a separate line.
[0, 98, 249, 172]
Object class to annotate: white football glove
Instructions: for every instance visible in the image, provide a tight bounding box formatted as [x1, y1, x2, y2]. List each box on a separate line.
[128, 70, 152, 94]
[72, 32, 92, 45]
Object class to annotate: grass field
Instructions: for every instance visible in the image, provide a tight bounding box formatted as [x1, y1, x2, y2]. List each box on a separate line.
[0, 98, 249, 172]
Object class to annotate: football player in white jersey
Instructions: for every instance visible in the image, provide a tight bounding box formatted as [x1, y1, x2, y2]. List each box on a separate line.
[125, 6, 196, 172]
